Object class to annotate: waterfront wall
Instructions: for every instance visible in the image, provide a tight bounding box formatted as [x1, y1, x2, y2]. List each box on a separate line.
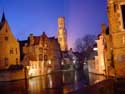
[0, 69, 27, 81]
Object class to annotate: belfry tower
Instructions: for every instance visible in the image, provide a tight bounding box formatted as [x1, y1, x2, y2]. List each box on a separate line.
[57, 17, 67, 51]
[107, 0, 125, 77]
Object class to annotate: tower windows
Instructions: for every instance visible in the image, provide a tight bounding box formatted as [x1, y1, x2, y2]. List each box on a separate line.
[121, 5, 125, 29]
[59, 38, 62, 41]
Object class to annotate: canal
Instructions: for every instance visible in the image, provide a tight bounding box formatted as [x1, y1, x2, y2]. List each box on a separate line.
[0, 70, 106, 94]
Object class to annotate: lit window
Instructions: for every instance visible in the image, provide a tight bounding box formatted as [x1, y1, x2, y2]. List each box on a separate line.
[44, 55, 48, 61]
[44, 40, 48, 47]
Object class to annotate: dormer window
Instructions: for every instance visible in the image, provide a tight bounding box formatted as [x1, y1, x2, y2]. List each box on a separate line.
[121, 5, 125, 29]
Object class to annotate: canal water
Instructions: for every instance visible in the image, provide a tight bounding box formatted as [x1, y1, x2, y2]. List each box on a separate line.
[0, 70, 106, 94]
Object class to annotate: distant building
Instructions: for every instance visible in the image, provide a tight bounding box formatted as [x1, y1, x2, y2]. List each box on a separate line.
[0, 13, 20, 70]
[22, 32, 61, 76]
[57, 17, 68, 51]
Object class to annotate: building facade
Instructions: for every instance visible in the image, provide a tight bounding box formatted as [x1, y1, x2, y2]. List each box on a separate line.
[0, 13, 20, 70]
[107, 0, 125, 77]
[88, 24, 106, 75]
[95, 33, 105, 74]
[22, 32, 61, 77]
[57, 17, 68, 51]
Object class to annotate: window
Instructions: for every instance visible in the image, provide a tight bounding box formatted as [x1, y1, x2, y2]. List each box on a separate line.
[39, 48, 43, 53]
[16, 48, 18, 54]
[16, 58, 18, 64]
[44, 43, 48, 48]
[59, 38, 62, 41]
[10, 48, 14, 54]
[44, 55, 48, 61]
[114, 4, 117, 12]
[114, 3, 118, 13]
[39, 54, 43, 61]
[5, 36, 8, 41]
[5, 58, 8, 66]
[44, 49, 47, 53]
[121, 5, 125, 29]
[44, 40, 48, 47]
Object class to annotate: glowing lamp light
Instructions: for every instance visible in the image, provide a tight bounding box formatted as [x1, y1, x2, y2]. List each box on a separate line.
[28, 69, 33, 75]
[93, 47, 98, 51]
[73, 60, 76, 64]
[61, 61, 64, 65]
[48, 60, 51, 65]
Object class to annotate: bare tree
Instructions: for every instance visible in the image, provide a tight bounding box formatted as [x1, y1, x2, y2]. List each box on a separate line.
[75, 34, 96, 61]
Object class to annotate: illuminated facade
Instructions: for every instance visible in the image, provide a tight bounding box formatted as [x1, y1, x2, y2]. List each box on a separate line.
[107, 0, 125, 77]
[57, 17, 68, 51]
[0, 13, 20, 69]
[88, 25, 106, 74]
[95, 34, 105, 74]
[22, 32, 61, 77]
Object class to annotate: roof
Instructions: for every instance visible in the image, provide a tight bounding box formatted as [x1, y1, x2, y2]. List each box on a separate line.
[0, 12, 6, 31]
[1, 12, 6, 23]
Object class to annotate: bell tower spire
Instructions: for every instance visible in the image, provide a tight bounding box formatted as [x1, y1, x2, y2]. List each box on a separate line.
[57, 17, 68, 51]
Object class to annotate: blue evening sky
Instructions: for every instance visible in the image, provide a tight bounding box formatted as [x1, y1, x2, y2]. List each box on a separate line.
[0, 0, 108, 49]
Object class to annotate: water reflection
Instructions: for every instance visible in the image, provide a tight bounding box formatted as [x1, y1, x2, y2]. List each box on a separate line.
[88, 73, 106, 85]
[0, 71, 114, 94]
[0, 70, 88, 94]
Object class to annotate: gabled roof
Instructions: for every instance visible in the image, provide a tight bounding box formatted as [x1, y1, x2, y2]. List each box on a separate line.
[0, 12, 6, 31]
[1, 12, 6, 23]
